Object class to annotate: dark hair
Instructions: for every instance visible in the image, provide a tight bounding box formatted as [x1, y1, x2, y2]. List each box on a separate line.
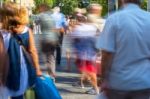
[38, 3, 50, 12]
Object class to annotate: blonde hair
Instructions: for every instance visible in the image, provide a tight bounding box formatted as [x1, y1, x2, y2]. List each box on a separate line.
[87, 3, 102, 16]
[14, 6, 29, 25]
[0, 2, 29, 30]
[0, 2, 19, 29]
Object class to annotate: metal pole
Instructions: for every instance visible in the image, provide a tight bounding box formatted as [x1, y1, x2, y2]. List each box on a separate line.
[0, 0, 3, 8]
[108, 0, 109, 16]
[115, 0, 118, 11]
[147, 0, 150, 11]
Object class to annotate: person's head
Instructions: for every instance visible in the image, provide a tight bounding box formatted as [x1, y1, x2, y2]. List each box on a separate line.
[8, 6, 29, 33]
[0, 2, 20, 30]
[38, 3, 50, 13]
[76, 13, 86, 23]
[118, 0, 141, 8]
[0, 2, 29, 33]
[53, 6, 60, 13]
[87, 3, 102, 17]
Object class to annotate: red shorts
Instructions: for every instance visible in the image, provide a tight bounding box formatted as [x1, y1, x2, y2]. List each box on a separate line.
[76, 59, 97, 73]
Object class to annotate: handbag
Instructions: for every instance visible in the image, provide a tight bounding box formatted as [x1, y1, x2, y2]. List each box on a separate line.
[34, 74, 62, 99]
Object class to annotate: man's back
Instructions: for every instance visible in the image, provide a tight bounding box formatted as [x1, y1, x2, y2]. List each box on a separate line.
[37, 11, 58, 42]
[98, 4, 150, 90]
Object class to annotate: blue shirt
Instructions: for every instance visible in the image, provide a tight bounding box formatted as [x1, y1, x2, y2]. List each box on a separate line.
[97, 4, 150, 90]
[51, 12, 67, 29]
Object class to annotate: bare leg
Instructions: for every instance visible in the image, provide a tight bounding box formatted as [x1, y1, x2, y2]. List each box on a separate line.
[66, 49, 71, 71]
[88, 72, 99, 94]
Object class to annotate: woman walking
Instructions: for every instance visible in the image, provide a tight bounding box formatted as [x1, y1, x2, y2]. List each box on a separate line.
[0, 2, 42, 99]
[70, 14, 99, 94]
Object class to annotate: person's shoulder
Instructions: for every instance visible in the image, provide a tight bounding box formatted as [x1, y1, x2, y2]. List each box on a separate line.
[141, 9, 150, 16]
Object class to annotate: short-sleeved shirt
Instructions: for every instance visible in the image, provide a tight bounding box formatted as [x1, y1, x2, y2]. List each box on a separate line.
[97, 4, 150, 91]
[51, 12, 68, 29]
[70, 23, 97, 61]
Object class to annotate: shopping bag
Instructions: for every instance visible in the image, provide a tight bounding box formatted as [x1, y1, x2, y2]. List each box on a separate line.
[25, 88, 35, 99]
[34, 75, 62, 99]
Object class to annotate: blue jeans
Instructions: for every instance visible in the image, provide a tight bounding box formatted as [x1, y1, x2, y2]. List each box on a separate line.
[11, 95, 23, 99]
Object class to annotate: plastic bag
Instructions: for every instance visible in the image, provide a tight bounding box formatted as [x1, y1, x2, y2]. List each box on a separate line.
[34, 75, 62, 99]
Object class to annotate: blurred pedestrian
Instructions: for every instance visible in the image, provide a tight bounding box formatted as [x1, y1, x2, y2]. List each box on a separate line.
[37, 4, 59, 78]
[70, 14, 99, 94]
[52, 6, 68, 66]
[97, 0, 150, 99]
[87, 3, 105, 89]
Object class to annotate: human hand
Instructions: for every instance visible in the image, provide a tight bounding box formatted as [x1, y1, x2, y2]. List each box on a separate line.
[36, 69, 42, 76]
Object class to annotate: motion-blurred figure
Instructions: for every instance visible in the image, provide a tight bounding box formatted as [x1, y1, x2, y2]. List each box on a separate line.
[52, 6, 68, 66]
[37, 4, 59, 77]
[70, 14, 99, 94]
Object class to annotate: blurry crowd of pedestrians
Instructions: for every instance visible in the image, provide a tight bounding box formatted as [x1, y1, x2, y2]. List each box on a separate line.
[1, 0, 150, 99]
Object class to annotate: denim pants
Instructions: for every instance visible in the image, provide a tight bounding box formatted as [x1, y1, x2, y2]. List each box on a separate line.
[106, 88, 150, 99]
[56, 33, 63, 65]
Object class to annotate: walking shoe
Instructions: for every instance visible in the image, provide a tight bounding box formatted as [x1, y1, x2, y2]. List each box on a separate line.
[85, 88, 99, 95]
[72, 82, 85, 89]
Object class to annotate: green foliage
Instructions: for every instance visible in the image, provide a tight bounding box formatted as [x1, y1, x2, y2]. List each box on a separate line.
[53, 0, 79, 15]
[33, 0, 54, 14]
[3, 0, 7, 2]
[34, 0, 54, 7]
[33, 0, 108, 16]
[141, 0, 147, 10]
[53, 0, 108, 16]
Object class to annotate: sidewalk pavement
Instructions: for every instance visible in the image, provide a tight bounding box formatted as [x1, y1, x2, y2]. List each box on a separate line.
[55, 58, 96, 99]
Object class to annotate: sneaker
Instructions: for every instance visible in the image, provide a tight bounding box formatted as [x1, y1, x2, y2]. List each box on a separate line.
[72, 82, 85, 89]
[86, 88, 99, 95]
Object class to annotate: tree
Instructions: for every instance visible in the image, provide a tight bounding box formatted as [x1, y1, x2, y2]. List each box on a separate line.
[141, 0, 147, 10]
[53, 0, 79, 15]
[33, 0, 54, 14]
[34, 0, 54, 7]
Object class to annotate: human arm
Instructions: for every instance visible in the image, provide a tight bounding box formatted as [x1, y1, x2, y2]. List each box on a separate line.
[96, 16, 117, 90]
[28, 29, 42, 76]
[101, 50, 113, 81]
[0, 33, 9, 85]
